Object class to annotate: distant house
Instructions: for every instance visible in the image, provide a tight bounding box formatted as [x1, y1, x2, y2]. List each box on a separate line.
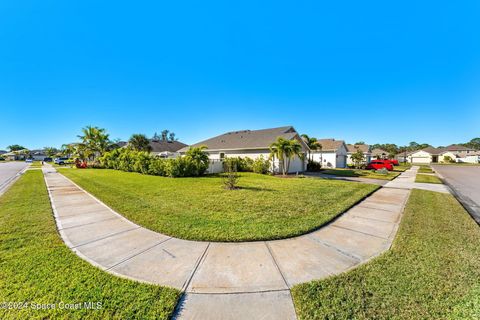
[122, 139, 187, 158]
[370, 148, 389, 160]
[404, 144, 480, 164]
[178, 126, 309, 174]
[2, 149, 47, 161]
[439, 145, 479, 164]
[311, 139, 348, 168]
[346, 144, 371, 165]
[407, 147, 444, 163]
[149, 139, 188, 158]
[0, 150, 6, 155]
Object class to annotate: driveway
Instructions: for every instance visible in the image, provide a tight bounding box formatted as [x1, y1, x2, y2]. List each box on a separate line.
[0, 161, 29, 195]
[433, 165, 480, 224]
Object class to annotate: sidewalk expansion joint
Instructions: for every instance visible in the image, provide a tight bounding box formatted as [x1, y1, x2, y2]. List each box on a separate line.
[181, 242, 211, 292]
[330, 225, 388, 240]
[58, 216, 120, 231]
[70, 226, 140, 249]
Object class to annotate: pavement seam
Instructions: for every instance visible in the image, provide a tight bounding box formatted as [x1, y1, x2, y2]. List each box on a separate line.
[264, 241, 291, 289]
[306, 235, 362, 262]
[106, 237, 173, 271]
[330, 225, 389, 240]
[182, 242, 211, 293]
[263, 242, 299, 320]
[356, 204, 398, 213]
[58, 216, 120, 230]
[70, 226, 140, 249]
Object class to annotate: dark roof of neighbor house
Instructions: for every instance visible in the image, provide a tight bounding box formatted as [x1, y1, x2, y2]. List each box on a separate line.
[445, 144, 474, 151]
[316, 139, 345, 152]
[178, 126, 307, 152]
[149, 140, 188, 153]
[346, 144, 370, 153]
[411, 147, 446, 155]
[0, 150, 6, 155]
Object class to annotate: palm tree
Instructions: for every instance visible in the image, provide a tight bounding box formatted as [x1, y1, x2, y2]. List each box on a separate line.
[77, 126, 111, 162]
[185, 146, 210, 175]
[301, 134, 320, 161]
[269, 137, 303, 175]
[44, 147, 58, 158]
[129, 134, 152, 152]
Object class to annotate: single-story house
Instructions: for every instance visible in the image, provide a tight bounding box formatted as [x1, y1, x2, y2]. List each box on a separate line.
[311, 139, 348, 168]
[370, 148, 389, 160]
[407, 147, 444, 163]
[178, 126, 309, 174]
[439, 145, 480, 163]
[122, 139, 187, 158]
[29, 149, 48, 161]
[0, 150, 6, 155]
[2, 149, 46, 161]
[346, 144, 371, 165]
[149, 139, 187, 158]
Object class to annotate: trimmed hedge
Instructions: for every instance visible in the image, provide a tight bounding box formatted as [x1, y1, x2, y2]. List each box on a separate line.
[223, 156, 271, 174]
[98, 148, 208, 177]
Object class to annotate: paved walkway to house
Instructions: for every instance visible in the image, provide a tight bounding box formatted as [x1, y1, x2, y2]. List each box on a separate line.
[384, 166, 451, 194]
[42, 166, 415, 320]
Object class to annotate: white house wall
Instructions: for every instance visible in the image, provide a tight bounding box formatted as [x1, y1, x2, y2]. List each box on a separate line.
[408, 150, 432, 164]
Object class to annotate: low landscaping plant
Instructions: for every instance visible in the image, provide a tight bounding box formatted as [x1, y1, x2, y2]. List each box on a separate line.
[99, 147, 209, 177]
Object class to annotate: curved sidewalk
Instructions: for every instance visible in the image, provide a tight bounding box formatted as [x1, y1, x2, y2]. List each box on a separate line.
[42, 166, 411, 320]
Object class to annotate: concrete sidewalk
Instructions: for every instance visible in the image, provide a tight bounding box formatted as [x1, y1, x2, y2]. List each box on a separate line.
[43, 166, 412, 320]
[384, 166, 451, 194]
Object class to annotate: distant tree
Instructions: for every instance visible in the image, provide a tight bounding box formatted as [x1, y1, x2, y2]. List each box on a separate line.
[168, 132, 176, 142]
[354, 141, 365, 145]
[463, 138, 480, 150]
[129, 134, 152, 152]
[161, 130, 169, 141]
[44, 147, 58, 157]
[7, 144, 25, 152]
[350, 149, 365, 169]
[152, 132, 161, 141]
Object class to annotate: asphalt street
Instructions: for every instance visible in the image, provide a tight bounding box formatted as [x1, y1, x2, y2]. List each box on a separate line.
[433, 165, 480, 224]
[0, 161, 29, 196]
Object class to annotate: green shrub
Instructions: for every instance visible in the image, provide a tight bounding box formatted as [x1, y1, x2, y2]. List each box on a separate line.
[98, 148, 209, 178]
[148, 158, 166, 176]
[252, 155, 271, 174]
[307, 160, 322, 171]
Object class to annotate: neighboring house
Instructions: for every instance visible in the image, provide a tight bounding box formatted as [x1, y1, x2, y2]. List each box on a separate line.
[178, 126, 309, 174]
[396, 152, 410, 163]
[370, 148, 389, 160]
[346, 144, 371, 165]
[123, 139, 187, 158]
[311, 139, 348, 168]
[407, 147, 444, 164]
[149, 139, 188, 158]
[439, 145, 480, 163]
[29, 149, 48, 161]
[0, 150, 6, 155]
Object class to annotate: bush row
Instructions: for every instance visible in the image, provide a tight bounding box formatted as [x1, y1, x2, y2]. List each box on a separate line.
[98, 148, 209, 177]
[223, 156, 271, 174]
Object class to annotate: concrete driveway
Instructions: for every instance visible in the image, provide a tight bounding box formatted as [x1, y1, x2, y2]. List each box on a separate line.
[433, 165, 480, 224]
[0, 161, 29, 195]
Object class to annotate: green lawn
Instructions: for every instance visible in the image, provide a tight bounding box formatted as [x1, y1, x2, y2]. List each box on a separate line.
[393, 164, 411, 172]
[322, 168, 400, 180]
[0, 171, 180, 319]
[292, 189, 480, 319]
[418, 166, 434, 173]
[28, 161, 43, 168]
[415, 173, 443, 184]
[59, 169, 378, 241]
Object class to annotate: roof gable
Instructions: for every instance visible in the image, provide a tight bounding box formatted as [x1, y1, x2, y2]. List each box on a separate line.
[317, 139, 346, 151]
[179, 126, 307, 152]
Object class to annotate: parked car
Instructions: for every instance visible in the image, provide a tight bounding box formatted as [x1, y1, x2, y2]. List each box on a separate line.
[54, 157, 69, 165]
[43, 157, 53, 162]
[366, 160, 393, 171]
[388, 159, 399, 166]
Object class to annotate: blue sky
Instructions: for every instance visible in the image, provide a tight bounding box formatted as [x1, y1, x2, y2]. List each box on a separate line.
[1, 0, 479, 150]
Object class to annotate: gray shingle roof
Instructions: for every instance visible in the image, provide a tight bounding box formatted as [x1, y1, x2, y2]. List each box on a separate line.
[149, 140, 187, 153]
[316, 139, 345, 151]
[346, 144, 370, 153]
[178, 126, 307, 152]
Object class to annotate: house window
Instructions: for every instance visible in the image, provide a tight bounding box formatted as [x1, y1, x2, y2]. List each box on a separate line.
[220, 153, 225, 159]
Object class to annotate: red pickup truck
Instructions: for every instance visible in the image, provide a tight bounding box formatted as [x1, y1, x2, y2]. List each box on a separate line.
[366, 160, 394, 171]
